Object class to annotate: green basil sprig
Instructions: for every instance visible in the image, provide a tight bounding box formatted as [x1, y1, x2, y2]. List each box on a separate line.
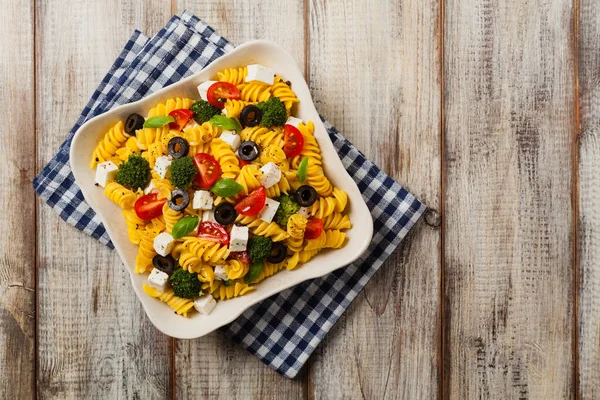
[297, 157, 309, 183]
[144, 115, 175, 128]
[244, 261, 264, 283]
[210, 115, 242, 131]
[171, 215, 199, 239]
[211, 178, 243, 197]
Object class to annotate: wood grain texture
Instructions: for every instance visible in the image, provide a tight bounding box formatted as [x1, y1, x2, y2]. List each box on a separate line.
[578, 0, 600, 397]
[444, 0, 575, 398]
[35, 1, 173, 398]
[0, 0, 36, 398]
[173, 1, 308, 399]
[307, 0, 442, 398]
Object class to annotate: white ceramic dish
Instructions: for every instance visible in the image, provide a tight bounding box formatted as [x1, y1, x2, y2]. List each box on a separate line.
[70, 40, 373, 339]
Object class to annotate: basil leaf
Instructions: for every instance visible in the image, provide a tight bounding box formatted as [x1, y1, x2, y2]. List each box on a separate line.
[244, 261, 264, 283]
[144, 115, 175, 128]
[211, 178, 243, 197]
[297, 157, 309, 183]
[210, 115, 242, 131]
[171, 215, 199, 239]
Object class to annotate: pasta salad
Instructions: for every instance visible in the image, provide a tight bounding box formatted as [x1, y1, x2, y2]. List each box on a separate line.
[90, 64, 351, 317]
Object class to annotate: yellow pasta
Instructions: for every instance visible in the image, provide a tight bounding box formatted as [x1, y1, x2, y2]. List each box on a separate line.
[236, 215, 289, 242]
[211, 280, 254, 300]
[210, 138, 240, 180]
[135, 229, 159, 274]
[162, 202, 183, 233]
[136, 97, 195, 149]
[309, 187, 349, 218]
[271, 76, 299, 111]
[143, 284, 195, 317]
[183, 237, 230, 264]
[104, 181, 137, 209]
[122, 209, 146, 244]
[223, 99, 252, 118]
[183, 122, 221, 146]
[304, 230, 346, 251]
[91, 121, 129, 168]
[240, 126, 283, 149]
[116, 136, 140, 162]
[239, 81, 271, 102]
[287, 213, 307, 239]
[321, 212, 352, 230]
[224, 259, 249, 280]
[216, 67, 248, 84]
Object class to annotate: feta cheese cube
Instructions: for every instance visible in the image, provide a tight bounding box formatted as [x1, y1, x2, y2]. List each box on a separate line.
[219, 130, 241, 151]
[202, 209, 216, 223]
[229, 225, 249, 252]
[154, 155, 172, 179]
[153, 232, 175, 256]
[285, 116, 303, 129]
[197, 80, 217, 101]
[214, 265, 229, 281]
[194, 294, 217, 315]
[95, 161, 118, 188]
[298, 207, 311, 219]
[245, 64, 275, 85]
[193, 190, 214, 210]
[258, 198, 280, 223]
[259, 162, 281, 189]
[184, 119, 199, 130]
[143, 180, 156, 195]
[222, 107, 228, 117]
[148, 268, 170, 292]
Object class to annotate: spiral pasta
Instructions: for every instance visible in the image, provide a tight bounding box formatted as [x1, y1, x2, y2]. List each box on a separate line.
[211, 280, 254, 300]
[210, 138, 240, 180]
[287, 213, 307, 239]
[197, 265, 215, 289]
[291, 121, 321, 168]
[251, 261, 287, 284]
[143, 284, 195, 317]
[322, 212, 352, 230]
[285, 235, 304, 253]
[309, 187, 349, 218]
[116, 136, 140, 162]
[223, 99, 252, 118]
[236, 215, 289, 242]
[217, 67, 247, 85]
[183, 237, 230, 264]
[271, 76, 299, 111]
[91, 121, 129, 168]
[135, 229, 159, 274]
[184, 122, 221, 147]
[162, 202, 183, 233]
[143, 141, 163, 168]
[240, 126, 283, 149]
[224, 259, 249, 280]
[104, 181, 137, 209]
[122, 209, 145, 244]
[172, 242, 203, 273]
[304, 230, 346, 251]
[239, 81, 271, 102]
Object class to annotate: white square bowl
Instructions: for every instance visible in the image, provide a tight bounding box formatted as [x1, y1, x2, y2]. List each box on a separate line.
[70, 40, 373, 339]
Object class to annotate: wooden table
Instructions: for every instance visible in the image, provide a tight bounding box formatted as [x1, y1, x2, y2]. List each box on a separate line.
[2, 0, 597, 398]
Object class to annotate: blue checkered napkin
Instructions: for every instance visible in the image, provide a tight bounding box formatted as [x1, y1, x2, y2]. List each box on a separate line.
[33, 11, 426, 378]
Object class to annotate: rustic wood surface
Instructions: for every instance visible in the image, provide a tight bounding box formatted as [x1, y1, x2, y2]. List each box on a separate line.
[1, 0, 594, 398]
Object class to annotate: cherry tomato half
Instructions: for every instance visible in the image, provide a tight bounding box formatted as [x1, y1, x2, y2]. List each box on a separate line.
[235, 186, 266, 216]
[229, 251, 250, 265]
[168, 109, 195, 130]
[197, 221, 229, 245]
[283, 124, 304, 158]
[134, 193, 167, 220]
[207, 82, 240, 109]
[193, 153, 222, 189]
[304, 217, 323, 239]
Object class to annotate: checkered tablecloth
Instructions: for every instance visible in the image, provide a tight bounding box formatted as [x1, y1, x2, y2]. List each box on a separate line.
[33, 11, 426, 378]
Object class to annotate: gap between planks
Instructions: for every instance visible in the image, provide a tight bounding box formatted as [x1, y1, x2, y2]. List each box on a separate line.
[571, 0, 581, 396]
[33, 0, 39, 397]
[438, 0, 446, 396]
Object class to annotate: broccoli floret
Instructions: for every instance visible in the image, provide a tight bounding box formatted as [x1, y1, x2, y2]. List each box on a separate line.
[247, 236, 273, 264]
[257, 97, 287, 127]
[274, 194, 301, 226]
[170, 157, 197, 188]
[190, 100, 221, 124]
[170, 268, 201, 299]
[115, 154, 150, 189]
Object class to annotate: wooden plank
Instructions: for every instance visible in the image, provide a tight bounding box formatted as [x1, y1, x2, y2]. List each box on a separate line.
[578, 0, 600, 397]
[444, 0, 575, 398]
[307, 0, 442, 398]
[0, 0, 36, 398]
[172, 2, 308, 399]
[36, 1, 173, 398]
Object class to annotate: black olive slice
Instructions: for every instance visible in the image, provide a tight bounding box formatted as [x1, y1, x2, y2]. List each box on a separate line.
[168, 189, 190, 211]
[214, 203, 237, 225]
[267, 242, 288, 264]
[167, 137, 190, 159]
[125, 113, 145, 135]
[238, 141, 260, 161]
[295, 185, 318, 207]
[240, 105, 263, 128]
[152, 254, 176, 276]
